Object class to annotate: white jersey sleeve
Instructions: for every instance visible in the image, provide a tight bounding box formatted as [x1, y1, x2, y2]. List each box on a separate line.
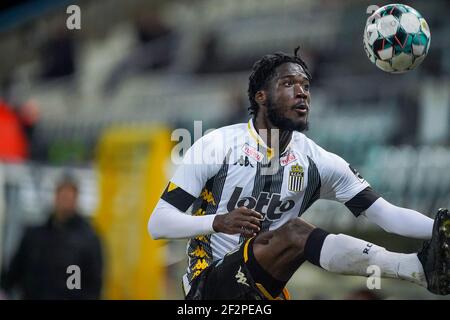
[161, 130, 226, 212]
[148, 130, 227, 240]
[318, 151, 370, 203]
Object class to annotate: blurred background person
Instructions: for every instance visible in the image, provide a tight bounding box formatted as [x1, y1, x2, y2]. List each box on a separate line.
[0, 175, 103, 299]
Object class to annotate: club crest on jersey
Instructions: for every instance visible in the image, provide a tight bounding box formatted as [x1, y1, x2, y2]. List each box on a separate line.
[242, 143, 263, 162]
[288, 163, 304, 192]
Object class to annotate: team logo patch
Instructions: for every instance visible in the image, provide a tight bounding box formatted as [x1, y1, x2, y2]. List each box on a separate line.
[288, 163, 304, 192]
[233, 155, 254, 167]
[235, 266, 249, 287]
[242, 143, 263, 162]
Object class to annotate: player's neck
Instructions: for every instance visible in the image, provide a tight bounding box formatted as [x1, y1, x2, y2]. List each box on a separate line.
[253, 116, 292, 154]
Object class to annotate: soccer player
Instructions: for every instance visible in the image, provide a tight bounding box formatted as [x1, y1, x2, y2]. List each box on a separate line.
[148, 48, 450, 299]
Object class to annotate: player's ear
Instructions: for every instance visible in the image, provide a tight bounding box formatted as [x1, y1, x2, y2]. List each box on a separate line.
[255, 91, 267, 107]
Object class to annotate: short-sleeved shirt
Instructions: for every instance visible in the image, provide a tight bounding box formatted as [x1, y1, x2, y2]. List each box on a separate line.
[160, 119, 378, 284]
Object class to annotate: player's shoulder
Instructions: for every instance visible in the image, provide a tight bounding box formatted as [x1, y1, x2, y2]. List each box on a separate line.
[196, 122, 247, 146]
[291, 132, 329, 157]
[214, 122, 248, 137]
[291, 132, 342, 165]
[186, 122, 247, 163]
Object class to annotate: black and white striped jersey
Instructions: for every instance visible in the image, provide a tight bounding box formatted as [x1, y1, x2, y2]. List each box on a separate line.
[160, 119, 376, 286]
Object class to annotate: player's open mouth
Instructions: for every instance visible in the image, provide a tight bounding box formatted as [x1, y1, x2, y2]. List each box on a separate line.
[293, 104, 308, 115]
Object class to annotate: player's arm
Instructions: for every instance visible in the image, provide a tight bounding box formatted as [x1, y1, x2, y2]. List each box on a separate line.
[149, 198, 262, 239]
[149, 198, 216, 239]
[320, 152, 432, 239]
[148, 132, 261, 240]
[363, 197, 433, 239]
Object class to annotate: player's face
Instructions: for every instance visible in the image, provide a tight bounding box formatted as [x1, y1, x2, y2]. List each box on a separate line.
[265, 62, 311, 132]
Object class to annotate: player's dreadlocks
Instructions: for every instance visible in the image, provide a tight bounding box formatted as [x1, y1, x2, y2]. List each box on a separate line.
[247, 47, 312, 117]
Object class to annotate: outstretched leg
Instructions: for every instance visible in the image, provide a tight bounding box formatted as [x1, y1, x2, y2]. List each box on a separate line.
[247, 217, 433, 298]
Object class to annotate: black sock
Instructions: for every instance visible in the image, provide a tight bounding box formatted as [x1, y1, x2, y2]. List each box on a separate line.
[245, 238, 287, 298]
[304, 228, 329, 268]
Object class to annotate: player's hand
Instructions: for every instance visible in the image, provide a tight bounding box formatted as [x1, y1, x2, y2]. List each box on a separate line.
[212, 206, 263, 238]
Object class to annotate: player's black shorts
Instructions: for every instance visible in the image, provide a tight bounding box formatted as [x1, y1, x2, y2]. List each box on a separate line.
[184, 238, 290, 300]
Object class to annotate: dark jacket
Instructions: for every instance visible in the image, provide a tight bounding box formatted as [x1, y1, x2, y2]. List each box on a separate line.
[1, 213, 103, 299]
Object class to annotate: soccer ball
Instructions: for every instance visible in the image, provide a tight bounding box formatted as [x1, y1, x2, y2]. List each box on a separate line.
[363, 4, 431, 73]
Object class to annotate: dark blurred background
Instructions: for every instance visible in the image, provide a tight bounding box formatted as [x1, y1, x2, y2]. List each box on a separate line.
[0, 0, 449, 299]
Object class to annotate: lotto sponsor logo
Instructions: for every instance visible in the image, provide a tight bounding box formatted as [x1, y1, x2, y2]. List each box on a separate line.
[227, 187, 294, 221]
